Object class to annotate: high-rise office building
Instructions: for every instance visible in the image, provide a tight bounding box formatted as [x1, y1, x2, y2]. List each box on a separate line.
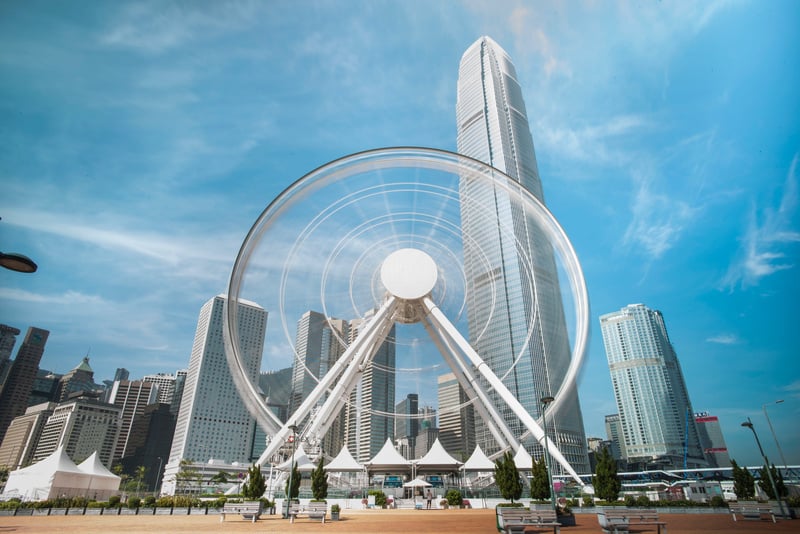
[600, 304, 705, 469]
[0, 324, 20, 391]
[604, 413, 625, 461]
[395, 393, 419, 460]
[0, 402, 55, 469]
[108, 380, 159, 461]
[695, 412, 731, 468]
[31, 395, 122, 468]
[346, 313, 396, 464]
[162, 295, 267, 495]
[55, 356, 101, 402]
[456, 36, 589, 473]
[0, 327, 49, 445]
[437, 372, 475, 460]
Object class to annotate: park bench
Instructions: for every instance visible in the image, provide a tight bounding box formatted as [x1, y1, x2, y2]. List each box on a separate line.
[729, 501, 776, 523]
[289, 501, 327, 524]
[597, 508, 667, 534]
[496, 507, 561, 534]
[219, 501, 262, 523]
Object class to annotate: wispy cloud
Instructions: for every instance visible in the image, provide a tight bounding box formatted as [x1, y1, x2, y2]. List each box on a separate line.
[723, 154, 800, 289]
[706, 334, 740, 345]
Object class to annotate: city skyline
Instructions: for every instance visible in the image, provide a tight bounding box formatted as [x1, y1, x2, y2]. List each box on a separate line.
[0, 2, 798, 468]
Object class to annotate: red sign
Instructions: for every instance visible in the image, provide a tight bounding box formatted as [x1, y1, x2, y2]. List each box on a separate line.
[288, 435, 295, 443]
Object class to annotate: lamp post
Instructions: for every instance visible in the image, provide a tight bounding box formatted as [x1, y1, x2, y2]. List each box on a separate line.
[541, 396, 556, 513]
[285, 424, 298, 518]
[741, 418, 787, 518]
[0, 217, 37, 273]
[762, 400, 788, 470]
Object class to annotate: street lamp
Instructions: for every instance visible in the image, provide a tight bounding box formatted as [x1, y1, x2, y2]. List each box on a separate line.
[541, 395, 556, 513]
[285, 424, 298, 518]
[0, 217, 37, 273]
[762, 400, 788, 470]
[741, 418, 787, 518]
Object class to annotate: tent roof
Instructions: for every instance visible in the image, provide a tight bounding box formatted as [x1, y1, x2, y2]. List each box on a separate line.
[276, 445, 317, 472]
[414, 438, 462, 470]
[513, 446, 533, 471]
[402, 477, 432, 487]
[324, 445, 362, 472]
[365, 439, 411, 471]
[461, 445, 495, 471]
[77, 452, 120, 479]
[16, 446, 83, 475]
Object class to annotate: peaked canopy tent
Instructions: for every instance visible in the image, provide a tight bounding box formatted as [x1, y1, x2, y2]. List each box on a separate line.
[365, 439, 412, 475]
[514, 446, 534, 472]
[1, 447, 120, 501]
[413, 438, 462, 473]
[275, 444, 317, 472]
[461, 445, 495, 472]
[324, 445, 367, 489]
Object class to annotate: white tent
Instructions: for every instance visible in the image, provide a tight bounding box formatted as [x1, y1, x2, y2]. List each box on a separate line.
[513, 446, 533, 471]
[461, 445, 495, 472]
[1, 447, 120, 501]
[77, 452, 122, 501]
[276, 445, 317, 472]
[414, 438, 462, 472]
[365, 439, 412, 473]
[324, 446, 362, 472]
[402, 477, 432, 488]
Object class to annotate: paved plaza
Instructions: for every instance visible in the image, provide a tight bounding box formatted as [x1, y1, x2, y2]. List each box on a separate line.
[0, 509, 796, 533]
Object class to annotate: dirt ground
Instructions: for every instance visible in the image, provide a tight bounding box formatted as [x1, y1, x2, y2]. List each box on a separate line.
[0, 509, 796, 533]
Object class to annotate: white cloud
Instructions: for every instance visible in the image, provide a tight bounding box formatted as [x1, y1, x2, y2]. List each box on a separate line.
[724, 154, 800, 289]
[706, 334, 740, 345]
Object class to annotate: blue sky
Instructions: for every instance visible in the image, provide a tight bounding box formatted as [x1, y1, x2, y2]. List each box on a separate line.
[1, 1, 798, 468]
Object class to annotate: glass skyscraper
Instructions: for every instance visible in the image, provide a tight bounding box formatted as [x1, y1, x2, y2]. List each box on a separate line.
[599, 303, 705, 469]
[456, 36, 589, 473]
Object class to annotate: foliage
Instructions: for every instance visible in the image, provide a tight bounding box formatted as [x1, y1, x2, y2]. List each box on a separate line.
[635, 495, 650, 507]
[311, 457, 328, 501]
[128, 496, 141, 509]
[496, 502, 525, 508]
[143, 495, 156, 507]
[174, 459, 201, 496]
[624, 495, 636, 507]
[241, 463, 266, 500]
[331, 503, 341, 513]
[529, 455, 550, 500]
[582, 495, 595, 507]
[758, 464, 787, 499]
[494, 450, 523, 503]
[731, 460, 755, 500]
[108, 495, 121, 507]
[709, 495, 727, 508]
[368, 490, 387, 507]
[284, 461, 301, 500]
[211, 471, 229, 484]
[592, 446, 621, 501]
[445, 489, 463, 507]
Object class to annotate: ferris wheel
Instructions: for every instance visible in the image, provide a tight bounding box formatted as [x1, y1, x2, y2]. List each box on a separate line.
[222, 147, 589, 485]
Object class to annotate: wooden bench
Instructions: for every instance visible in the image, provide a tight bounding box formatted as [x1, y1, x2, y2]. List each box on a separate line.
[597, 508, 666, 534]
[220, 501, 262, 523]
[497, 507, 561, 534]
[289, 502, 327, 524]
[729, 501, 776, 523]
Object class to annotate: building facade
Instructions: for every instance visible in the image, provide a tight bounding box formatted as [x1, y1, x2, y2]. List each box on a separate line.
[695, 413, 731, 468]
[456, 36, 589, 473]
[0, 402, 55, 470]
[0, 327, 49, 446]
[600, 304, 705, 469]
[162, 295, 267, 494]
[395, 393, 419, 459]
[108, 379, 159, 462]
[437, 373, 475, 460]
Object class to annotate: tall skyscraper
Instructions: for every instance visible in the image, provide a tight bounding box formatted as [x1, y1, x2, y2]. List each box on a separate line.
[0, 327, 49, 445]
[55, 356, 100, 401]
[604, 413, 625, 461]
[600, 304, 705, 469]
[162, 295, 267, 494]
[289, 311, 350, 456]
[143, 372, 179, 406]
[0, 402, 55, 469]
[437, 372, 475, 460]
[456, 36, 589, 473]
[0, 324, 20, 391]
[395, 393, 419, 459]
[694, 412, 731, 468]
[108, 379, 159, 461]
[346, 313, 396, 464]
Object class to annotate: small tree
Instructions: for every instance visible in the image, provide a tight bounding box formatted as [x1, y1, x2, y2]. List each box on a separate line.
[494, 450, 522, 503]
[211, 471, 229, 485]
[241, 463, 266, 500]
[134, 465, 147, 496]
[731, 459, 755, 500]
[284, 462, 301, 500]
[592, 446, 621, 502]
[530, 456, 551, 501]
[311, 457, 328, 501]
[758, 463, 787, 499]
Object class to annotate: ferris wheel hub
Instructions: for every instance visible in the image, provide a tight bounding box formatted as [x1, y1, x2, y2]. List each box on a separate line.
[380, 248, 438, 301]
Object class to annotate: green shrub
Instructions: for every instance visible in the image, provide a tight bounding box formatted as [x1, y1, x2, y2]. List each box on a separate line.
[709, 496, 727, 508]
[624, 495, 636, 507]
[156, 496, 174, 507]
[108, 495, 121, 507]
[582, 495, 595, 507]
[635, 495, 650, 507]
[496, 502, 525, 508]
[445, 489, 463, 507]
[128, 497, 141, 509]
[143, 495, 156, 507]
[368, 490, 387, 507]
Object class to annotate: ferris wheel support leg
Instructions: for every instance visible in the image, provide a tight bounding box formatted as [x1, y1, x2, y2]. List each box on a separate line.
[256, 297, 397, 466]
[421, 317, 516, 452]
[422, 296, 584, 487]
